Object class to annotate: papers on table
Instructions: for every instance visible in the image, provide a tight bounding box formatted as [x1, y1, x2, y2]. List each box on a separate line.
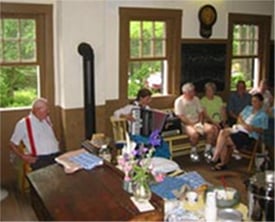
[55, 149, 103, 174]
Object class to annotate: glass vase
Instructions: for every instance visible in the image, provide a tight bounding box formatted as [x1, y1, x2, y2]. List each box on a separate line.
[132, 180, 152, 202]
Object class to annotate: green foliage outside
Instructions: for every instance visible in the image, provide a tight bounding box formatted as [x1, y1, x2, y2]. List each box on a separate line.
[0, 18, 37, 108]
[128, 21, 165, 98]
[0, 66, 38, 107]
[128, 61, 162, 98]
[230, 71, 251, 91]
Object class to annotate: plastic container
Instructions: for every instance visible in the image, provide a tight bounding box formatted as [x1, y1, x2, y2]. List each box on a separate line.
[99, 145, 111, 162]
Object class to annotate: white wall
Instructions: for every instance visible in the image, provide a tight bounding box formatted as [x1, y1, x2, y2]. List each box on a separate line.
[57, 0, 274, 108]
[2, 0, 274, 108]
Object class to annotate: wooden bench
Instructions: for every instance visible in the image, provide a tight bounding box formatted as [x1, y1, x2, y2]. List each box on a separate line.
[160, 108, 205, 158]
[110, 109, 205, 158]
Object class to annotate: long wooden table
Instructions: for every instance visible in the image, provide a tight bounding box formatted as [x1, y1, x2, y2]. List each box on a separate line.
[27, 161, 164, 221]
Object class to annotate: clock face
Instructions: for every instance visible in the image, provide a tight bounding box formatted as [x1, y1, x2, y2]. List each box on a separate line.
[199, 5, 217, 26]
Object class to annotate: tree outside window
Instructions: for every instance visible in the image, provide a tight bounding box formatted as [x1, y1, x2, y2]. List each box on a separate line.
[120, 8, 182, 101]
[228, 14, 271, 91]
[230, 24, 258, 90]
[128, 20, 167, 98]
[0, 17, 39, 108]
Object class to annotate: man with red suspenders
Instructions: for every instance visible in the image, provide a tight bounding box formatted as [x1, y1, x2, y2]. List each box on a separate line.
[10, 98, 61, 171]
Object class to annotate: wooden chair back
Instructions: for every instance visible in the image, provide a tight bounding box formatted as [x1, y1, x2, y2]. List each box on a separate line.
[110, 116, 128, 142]
[11, 143, 32, 192]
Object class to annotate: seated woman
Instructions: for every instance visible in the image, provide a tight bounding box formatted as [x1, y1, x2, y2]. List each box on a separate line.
[209, 93, 268, 170]
[113, 88, 170, 159]
[114, 88, 152, 120]
[200, 82, 227, 159]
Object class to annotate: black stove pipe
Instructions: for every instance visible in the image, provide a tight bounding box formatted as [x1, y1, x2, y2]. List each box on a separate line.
[78, 42, 95, 139]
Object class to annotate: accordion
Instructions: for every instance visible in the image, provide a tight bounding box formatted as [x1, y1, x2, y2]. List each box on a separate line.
[130, 108, 168, 137]
[130, 108, 183, 137]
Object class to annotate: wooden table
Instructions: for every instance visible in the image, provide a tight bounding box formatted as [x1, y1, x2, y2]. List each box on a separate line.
[27, 161, 164, 221]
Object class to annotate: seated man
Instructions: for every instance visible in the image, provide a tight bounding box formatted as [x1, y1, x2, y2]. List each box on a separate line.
[174, 82, 216, 162]
[113, 88, 170, 159]
[210, 93, 268, 170]
[10, 98, 61, 171]
[227, 80, 251, 126]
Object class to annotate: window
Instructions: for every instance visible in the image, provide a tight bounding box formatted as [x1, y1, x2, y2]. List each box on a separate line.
[228, 14, 271, 90]
[0, 3, 54, 108]
[120, 8, 182, 99]
[0, 17, 39, 108]
[129, 21, 167, 97]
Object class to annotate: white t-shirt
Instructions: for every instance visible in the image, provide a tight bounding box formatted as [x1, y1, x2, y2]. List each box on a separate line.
[174, 96, 203, 123]
[10, 113, 59, 155]
[113, 101, 150, 119]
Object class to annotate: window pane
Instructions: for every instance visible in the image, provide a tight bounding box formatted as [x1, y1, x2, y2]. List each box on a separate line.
[142, 21, 153, 39]
[3, 19, 19, 39]
[20, 19, 36, 39]
[2, 18, 37, 63]
[0, 65, 39, 108]
[20, 40, 36, 61]
[0, 19, 2, 39]
[155, 22, 165, 38]
[128, 60, 165, 98]
[3, 40, 19, 62]
[142, 39, 151, 57]
[247, 25, 258, 40]
[0, 41, 2, 62]
[130, 21, 140, 39]
[154, 40, 165, 57]
[231, 58, 258, 89]
[130, 39, 140, 58]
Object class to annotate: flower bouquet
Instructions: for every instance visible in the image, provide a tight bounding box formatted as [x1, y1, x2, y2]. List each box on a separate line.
[117, 130, 165, 202]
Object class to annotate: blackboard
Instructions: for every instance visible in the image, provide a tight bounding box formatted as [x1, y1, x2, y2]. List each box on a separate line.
[181, 42, 227, 92]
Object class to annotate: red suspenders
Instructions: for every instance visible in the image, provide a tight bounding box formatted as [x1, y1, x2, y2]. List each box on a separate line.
[25, 116, 37, 156]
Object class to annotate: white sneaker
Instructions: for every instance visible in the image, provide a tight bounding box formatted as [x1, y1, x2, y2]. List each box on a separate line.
[190, 149, 200, 162]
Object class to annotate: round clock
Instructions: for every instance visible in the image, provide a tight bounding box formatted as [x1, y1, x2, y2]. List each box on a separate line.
[199, 4, 217, 26]
[198, 4, 217, 38]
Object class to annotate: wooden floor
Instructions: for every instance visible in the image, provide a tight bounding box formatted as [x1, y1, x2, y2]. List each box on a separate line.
[0, 153, 272, 221]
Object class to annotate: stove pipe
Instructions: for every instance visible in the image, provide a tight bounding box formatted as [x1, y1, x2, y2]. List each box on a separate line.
[78, 42, 95, 139]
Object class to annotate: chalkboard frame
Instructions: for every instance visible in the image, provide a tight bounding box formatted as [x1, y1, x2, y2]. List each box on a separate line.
[180, 39, 228, 93]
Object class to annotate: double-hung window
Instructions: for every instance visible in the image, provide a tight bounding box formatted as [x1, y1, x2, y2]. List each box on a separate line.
[228, 14, 271, 90]
[0, 16, 39, 108]
[0, 3, 54, 108]
[119, 8, 182, 99]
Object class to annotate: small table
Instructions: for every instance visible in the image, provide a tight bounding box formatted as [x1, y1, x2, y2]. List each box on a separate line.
[27, 161, 164, 221]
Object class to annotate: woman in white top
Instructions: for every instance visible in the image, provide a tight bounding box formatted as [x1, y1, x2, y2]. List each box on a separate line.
[113, 88, 152, 121]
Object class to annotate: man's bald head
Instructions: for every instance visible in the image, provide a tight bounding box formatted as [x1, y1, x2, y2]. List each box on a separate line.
[32, 98, 49, 120]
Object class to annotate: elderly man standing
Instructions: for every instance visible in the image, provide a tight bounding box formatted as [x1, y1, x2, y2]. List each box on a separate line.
[174, 83, 216, 162]
[10, 98, 60, 171]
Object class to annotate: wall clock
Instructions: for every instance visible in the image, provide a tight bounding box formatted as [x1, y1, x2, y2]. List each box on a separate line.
[198, 4, 217, 38]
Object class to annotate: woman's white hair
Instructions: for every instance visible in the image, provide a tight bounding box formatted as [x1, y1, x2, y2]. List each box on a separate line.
[181, 82, 195, 93]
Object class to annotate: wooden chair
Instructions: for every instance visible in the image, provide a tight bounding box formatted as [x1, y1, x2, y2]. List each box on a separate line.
[237, 138, 262, 173]
[12, 144, 32, 192]
[110, 116, 128, 142]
